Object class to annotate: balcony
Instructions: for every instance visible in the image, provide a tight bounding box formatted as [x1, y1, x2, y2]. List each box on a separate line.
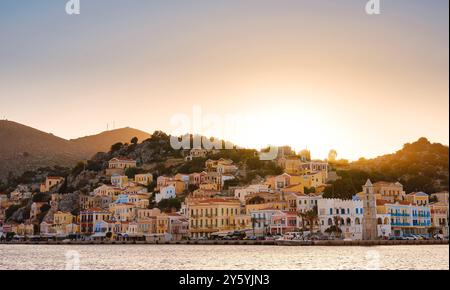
[391, 222, 410, 227]
[391, 213, 409, 217]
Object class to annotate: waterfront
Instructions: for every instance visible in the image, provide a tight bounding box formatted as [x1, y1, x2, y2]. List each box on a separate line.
[0, 245, 448, 270]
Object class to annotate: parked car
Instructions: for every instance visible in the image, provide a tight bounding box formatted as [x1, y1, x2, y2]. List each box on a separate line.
[433, 234, 444, 240]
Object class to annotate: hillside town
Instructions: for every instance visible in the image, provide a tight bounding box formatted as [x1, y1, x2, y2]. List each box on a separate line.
[0, 147, 448, 243]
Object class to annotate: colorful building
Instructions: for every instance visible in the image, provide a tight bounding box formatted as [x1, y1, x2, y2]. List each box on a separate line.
[80, 208, 111, 235]
[318, 198, 364, 240]
[429, 202, 449, 236]
[187, 198, 242, 239]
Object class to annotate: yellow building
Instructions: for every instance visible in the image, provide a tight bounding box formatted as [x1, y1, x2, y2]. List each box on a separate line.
[54, 211, 74, 225]
[167, 180, 186, 195]
[16, 223, 34, 236]
[40, 176, 64, 193]
[373, 181, 406, 202]
[109, 203, 136, 222]
[93, 185, 123, 200]
[134, 173, 154, 186]
[199, 182, 220, 191]
[429, 202, 449, 236]
[245, 201, 288, 214]
[244, 192, 288, 214]
[231, 214, 252, 230]
[108, 157, 137, 169]
[406, 192, 429, 206]
[299, 172, 324, 189]
[205, 158, 234, 172]
[156, 176, 185, 195]
[187, 198, 242, 238]
[156, 214, 169, 234]
[106, 157, 137, 176]
[53, 211, 75, 235]
[279, 157, 303, 175]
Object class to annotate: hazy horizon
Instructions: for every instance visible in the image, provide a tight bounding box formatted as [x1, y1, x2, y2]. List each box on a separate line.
[1, 0, 449, 160]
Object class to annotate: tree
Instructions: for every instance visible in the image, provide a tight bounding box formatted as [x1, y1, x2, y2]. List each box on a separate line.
[157, 198, 182, 213]
[300, 207, 319, 234]
[0, 180, 6, 192]
[5, 204, 21, 220]
[304, 187, 316, 194]
[72, 161, 85, 176]
[325, 225, 342, 237]
[223, 178, 239, 190]
[124, 167, 145, 179]
[32, 193, 50, 203]
[324, 216, 343, 238]
[110, 142, 123, 152]
[40, 204, 51, 213]
[86, 160, 102, 172]
[131, 137, 139, 145]
[147, 180, 157, 192]
[328, 149, 338, 162]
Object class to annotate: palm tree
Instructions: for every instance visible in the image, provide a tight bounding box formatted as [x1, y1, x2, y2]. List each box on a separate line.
[331, 215, 342, 238]
[300, 206, 319, 235]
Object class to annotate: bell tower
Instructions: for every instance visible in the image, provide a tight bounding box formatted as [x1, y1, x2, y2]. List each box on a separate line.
[362, 179, 378, 240]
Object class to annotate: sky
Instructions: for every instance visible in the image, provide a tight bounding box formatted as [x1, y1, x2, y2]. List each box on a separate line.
[0, 0, 448, 160]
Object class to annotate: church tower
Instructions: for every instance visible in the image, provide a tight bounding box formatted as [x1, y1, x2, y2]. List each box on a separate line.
[362, 179, 378, 240]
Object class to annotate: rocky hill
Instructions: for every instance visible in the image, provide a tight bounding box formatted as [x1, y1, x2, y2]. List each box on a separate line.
[0, 120, 151, 181]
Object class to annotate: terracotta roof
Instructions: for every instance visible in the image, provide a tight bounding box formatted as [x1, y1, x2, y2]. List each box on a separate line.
[110, 157, 136, 162]
[376, 200, 389, 206]
[373, 181, 399, 186]
[82, 208, 110, 213]
[407, 192, 428, 196]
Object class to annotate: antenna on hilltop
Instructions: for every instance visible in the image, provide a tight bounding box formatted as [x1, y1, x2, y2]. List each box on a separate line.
[107, 123, 109, 131]
[113, 121, 115, 130]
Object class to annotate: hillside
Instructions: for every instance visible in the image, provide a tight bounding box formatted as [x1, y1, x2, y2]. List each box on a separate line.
[70, 127, 151, 154]
[325, 137, 449, 199]
[0, 120, 151, 181]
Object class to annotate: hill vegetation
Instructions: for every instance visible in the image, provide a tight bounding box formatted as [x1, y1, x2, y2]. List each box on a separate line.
[324, 138, 449, 199]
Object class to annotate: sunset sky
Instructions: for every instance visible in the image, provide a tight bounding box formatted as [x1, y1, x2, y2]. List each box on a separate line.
[0, 0, 448, 160]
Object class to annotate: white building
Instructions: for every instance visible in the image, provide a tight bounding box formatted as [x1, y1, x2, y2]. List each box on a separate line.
[234, 184, 270, 203]
[377, 213, 392, 238]
[111, 174, 129, 188]
[318, 198, 364, 240]
[292, 192, 323, 214]
[155, 185, 176, 203]
[249, 209, 282, 237]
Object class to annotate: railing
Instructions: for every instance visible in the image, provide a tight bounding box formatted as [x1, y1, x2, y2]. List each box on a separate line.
[392, 213, 409, 217]
[391, 222, 410, 227]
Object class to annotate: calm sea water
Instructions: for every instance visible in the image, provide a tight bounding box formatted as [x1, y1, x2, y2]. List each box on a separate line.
[0, 245, 448, 270]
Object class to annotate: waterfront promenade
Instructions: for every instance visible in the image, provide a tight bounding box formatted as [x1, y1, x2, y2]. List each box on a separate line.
[1, 239, 448, 246]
